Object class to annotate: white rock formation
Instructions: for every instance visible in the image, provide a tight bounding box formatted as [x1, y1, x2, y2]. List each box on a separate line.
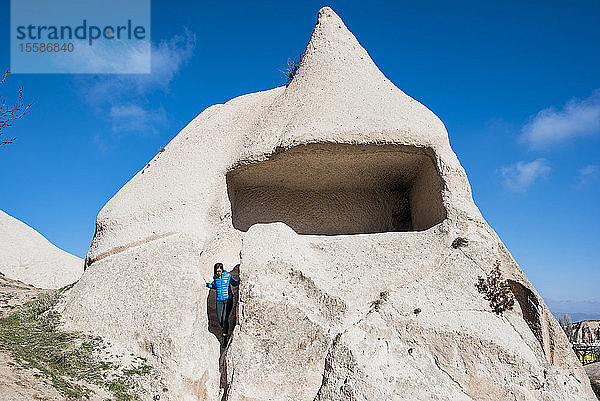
[61, 7, 596, 401]
[0, 210, 83, 289]
[571, 320, 600, 344]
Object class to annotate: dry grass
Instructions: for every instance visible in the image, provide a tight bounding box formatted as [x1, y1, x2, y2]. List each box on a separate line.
[0, 284, 153, 400]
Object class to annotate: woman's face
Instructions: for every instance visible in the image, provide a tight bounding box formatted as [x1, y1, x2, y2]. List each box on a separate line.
[216, 268, 223, 277]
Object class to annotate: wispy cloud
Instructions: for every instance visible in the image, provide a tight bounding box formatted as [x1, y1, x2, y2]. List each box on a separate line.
[577, 164, 599, 186]
[109, 104, 167, 134]
[54, 39, 151, 74]
[498, 158, 551, 192]
[82, 30, 196, 102]
[75, 30, 196, 138]
[521, 89, 600, 150]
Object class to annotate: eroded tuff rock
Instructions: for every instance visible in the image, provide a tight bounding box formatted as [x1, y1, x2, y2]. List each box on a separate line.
[0, 210, 83, 289]
[227, 221, 592, 401]
[585, 362, 600, 399]
[571, 320, 600, 344]
[60, 7, 595, 401]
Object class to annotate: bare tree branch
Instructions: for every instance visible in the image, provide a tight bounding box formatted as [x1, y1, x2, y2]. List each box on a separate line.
[0, 70, 34, 147]
[279, 55, 302, 87]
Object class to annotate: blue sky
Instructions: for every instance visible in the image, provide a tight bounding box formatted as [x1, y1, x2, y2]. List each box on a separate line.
[1, 1, 599, 317]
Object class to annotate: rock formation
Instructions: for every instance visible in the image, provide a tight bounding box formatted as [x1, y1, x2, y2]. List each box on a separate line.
[60, 7, 596, 401]
[0, 210, 83, 289]
[585, 362, 600, 399]
[571, 320, 600, 344]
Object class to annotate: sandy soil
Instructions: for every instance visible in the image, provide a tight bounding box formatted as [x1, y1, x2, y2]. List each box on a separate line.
[0, 272, 65, 401]
[0, 271, 44, 318]
[0, 350, 64, 401]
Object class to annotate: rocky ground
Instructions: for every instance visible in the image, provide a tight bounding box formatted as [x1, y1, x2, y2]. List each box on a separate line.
[0, 273, 135, 401]
[0, 271, 44, 318]
[0, 272, 64, 401]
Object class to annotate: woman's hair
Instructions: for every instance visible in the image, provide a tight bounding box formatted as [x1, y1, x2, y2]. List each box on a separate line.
[214, 262, 224, 276]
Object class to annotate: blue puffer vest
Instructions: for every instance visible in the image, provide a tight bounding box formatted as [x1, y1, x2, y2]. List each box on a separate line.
[208, 271, 239, 301]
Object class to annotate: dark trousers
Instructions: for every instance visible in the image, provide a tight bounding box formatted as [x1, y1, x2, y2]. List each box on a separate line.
[216, 298, 233, 335]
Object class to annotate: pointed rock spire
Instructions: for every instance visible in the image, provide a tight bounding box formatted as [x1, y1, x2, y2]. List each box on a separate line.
[293, 6, 385, 89]
[249, 7, 448, 151]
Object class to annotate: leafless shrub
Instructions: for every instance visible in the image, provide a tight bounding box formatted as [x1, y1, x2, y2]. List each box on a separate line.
[279, 55, 302, 86]
[557, 313, 574, 342]
[476, 260, 515, 315]
[1, 71, 33, 147]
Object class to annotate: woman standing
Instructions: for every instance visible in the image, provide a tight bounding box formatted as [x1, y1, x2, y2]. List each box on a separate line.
[206, 262, 240, 346]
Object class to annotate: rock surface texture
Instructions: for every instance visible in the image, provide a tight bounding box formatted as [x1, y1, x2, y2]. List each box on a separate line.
[585, 362, 600, 399]
[585, 362, 600, 400]
[60, 7, 595, 401]
[0, 210, 83, 289]
[571, 320, 600, 344]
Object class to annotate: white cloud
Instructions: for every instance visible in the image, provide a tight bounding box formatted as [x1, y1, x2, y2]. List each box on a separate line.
[75, 30, 196, 137]
[82, 29, 196, 102]
[145, 30, 196, 90]
[53, 39, 151, 74]
[578, 164, 599, 186]
[499, 159, 551, 192]
[109, 104, 167, 134]
[521, 90, 600, 150]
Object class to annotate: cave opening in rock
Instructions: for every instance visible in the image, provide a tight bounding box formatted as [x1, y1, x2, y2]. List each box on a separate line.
[226, 143, 446, 235]
[507, 280, 548, 359]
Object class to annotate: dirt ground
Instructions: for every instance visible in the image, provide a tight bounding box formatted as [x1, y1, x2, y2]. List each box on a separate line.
[0, 272, 66, 401]
[0, 272, 44, 318]
[0, 350, 64, 401]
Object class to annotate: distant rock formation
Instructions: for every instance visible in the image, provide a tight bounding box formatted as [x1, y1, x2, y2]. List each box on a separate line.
[60, 7, 596, 401]
[572, 321, 600, 344]
[0, 210, 83, 289]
